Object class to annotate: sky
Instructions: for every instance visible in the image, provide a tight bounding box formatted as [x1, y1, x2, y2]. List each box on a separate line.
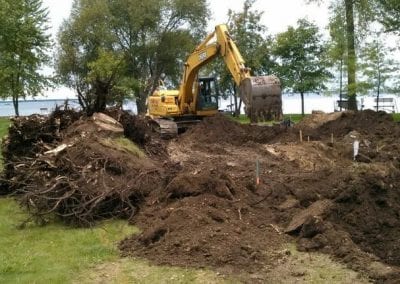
[38, 0, 396, 99]
[42, 0, 330, 36]
[40, 0, 331, 99]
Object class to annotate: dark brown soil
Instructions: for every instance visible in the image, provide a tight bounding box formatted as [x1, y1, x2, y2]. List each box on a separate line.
[4, 109, 400, 282]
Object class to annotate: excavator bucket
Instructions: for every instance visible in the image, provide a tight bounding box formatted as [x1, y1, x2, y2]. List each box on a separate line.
[240, 75, 283, 123]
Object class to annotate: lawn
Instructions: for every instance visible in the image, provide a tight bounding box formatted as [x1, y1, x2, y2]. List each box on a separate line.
[0, 118, 10, 171]
[392, 113, 400, 122]
[229, 113, 307, 124]
[0, 198, 136, 283]
[231, 112, 400, 124]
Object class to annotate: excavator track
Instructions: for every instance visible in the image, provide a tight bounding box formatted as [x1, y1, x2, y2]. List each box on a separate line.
[150, 117, 202, 139]
[151, 118, 178, 139]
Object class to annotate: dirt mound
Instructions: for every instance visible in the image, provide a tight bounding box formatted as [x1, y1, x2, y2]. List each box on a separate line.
[298, 110, 399, 141]
[181, 113, 288, 146]
[5, 109, 400, 281]
[296, 111, 342, 129]
[286, 165, 400, 281]
[104, 109, 168, 159]
[120, 169, 288, 272]
[119, 111, 400, 282]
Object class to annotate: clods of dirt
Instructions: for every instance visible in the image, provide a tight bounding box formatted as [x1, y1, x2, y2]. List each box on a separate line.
[4, 109, 400, 282]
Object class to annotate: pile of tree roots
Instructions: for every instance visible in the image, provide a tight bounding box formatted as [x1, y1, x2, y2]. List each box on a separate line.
[1, 109, 164, 226]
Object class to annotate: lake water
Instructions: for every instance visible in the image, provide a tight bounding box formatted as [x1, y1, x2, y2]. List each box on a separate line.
[0, 94, 398, 117]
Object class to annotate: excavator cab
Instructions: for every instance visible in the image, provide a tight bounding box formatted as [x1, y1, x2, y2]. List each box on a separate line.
[197, 77, 219, 111]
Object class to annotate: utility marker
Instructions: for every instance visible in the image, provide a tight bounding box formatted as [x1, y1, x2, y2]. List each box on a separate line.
[353, 140, 360, 161]
[256, 159, 260, 185]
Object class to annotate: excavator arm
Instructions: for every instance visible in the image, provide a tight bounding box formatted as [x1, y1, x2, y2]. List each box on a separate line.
[178, 24, 282, 122]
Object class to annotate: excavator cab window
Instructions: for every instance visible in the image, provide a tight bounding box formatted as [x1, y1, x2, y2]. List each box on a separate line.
[198, 77, 218, 110]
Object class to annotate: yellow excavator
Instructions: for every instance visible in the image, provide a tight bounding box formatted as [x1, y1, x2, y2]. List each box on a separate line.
[147, 24, 282, 137]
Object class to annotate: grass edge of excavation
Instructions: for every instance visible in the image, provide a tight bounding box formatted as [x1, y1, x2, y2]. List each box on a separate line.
[0, 198, 227, 284]
[0, 197, 138, 283]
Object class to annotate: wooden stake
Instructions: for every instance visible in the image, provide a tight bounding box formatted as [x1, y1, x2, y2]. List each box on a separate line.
[256, 159, 260, 185]
[331, 133, 334, 144]
[307, 136, 310, 142]
[299, 130, 303, 142]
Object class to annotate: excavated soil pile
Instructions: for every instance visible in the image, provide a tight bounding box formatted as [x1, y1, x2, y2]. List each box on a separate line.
[120, 168, 290, 273]
[120, 111, 400, 282]
[4, 109, 400, 281]
[181, 113, 290, 146]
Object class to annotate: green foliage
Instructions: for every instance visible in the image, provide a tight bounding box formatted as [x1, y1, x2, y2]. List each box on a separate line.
[56, 0, 209, 114]
[327, 2, 347, 96]
[308, 0, 376, 110]
[0, 0, 52, 116]
[358, 35, 396, 99]
[375, 0, 400, 33]
[227, 0, 271, 76]
[272, 19, 331, 115]
[212, 0, 272, 115]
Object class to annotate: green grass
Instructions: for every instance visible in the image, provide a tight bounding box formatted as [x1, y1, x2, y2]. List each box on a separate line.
[99, 137, 145, 158]
[0, 118, 10, 169]
[0, 198, 138, 283]
[284, 114, 306, 123]
[228, 113, 306, 124]
[392, 113, 400, 122]
[0, 118, 10, 138]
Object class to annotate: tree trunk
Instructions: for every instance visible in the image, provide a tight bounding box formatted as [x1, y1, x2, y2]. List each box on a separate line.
[233, 84, 239, 117]
[12, 95, 19, 117]
[301, 92, 305, 116]
[376, 70, 381, 111]
[345, 0, 357, 110]
[136, 92, 147, 114]
[238, 98, 243, 117]
[77, 88, 88, 112]
[339, 59, 343, 111]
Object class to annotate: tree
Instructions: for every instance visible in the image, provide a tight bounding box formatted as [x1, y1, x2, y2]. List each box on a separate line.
[376, 0, 400, 33]
[0, 0, 52, 116]
[307, 0, 374, 110]
[56, 0, 130, 115]
[359, 35, 396, 110]
[56, 0, 209, 115]
[213, 0, 272, 116]
[328, 2, 347, 110]
[272, 19, 331, 116]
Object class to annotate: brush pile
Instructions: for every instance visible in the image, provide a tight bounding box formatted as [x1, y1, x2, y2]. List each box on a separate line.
[1, 110, 164, 226]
